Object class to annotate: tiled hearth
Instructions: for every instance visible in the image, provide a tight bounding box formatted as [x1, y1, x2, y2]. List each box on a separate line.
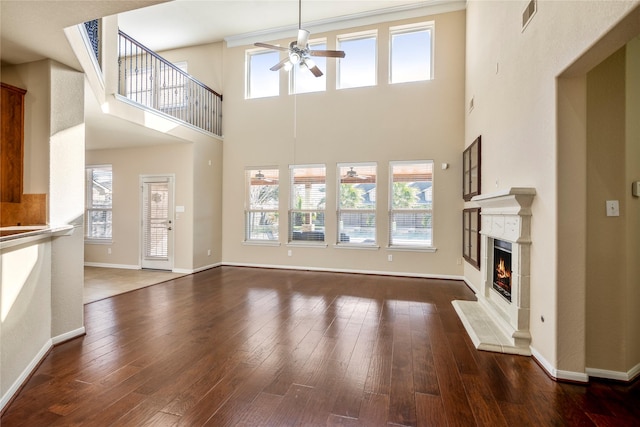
[453, 188, 536, 355]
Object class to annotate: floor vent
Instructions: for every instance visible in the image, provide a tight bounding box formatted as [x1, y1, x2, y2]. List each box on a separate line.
[522, 0, 537, 31]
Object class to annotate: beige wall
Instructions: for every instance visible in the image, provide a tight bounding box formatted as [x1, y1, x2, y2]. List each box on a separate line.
[221, 10, 466, 276]
[1, 59, 85, 407]
[466, 0, 640, 378]
[585, 34, 640, 379]
[586, 46, 627, 371]
[85, 143, 196, 270]
[625, 36, 640, 373]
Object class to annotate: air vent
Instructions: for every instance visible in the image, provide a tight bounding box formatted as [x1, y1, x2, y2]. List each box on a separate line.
[522, 0, 537, 31]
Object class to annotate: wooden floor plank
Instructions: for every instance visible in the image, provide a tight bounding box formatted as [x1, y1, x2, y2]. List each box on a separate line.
[2, 266, 638, 426]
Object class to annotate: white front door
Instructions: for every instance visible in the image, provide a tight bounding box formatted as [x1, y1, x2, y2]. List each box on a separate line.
[141, 175, 174, 270]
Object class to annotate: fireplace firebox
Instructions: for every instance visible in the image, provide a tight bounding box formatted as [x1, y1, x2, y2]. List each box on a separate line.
[492, 239, 512, 302]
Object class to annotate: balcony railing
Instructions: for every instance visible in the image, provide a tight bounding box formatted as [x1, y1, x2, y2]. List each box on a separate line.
[117, 30, 222, 136]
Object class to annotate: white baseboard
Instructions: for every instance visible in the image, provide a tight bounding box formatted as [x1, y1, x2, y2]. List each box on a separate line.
[1, 339, 52, 412]
[190, 262, 222, 274]
[221, 261, 465, 282]
[52, 327, 85, 345]
[530, 346, 589, 383]
[462, 277, 479, 294]
[587, 363, 640, 382]
[84, 262, 140, 270]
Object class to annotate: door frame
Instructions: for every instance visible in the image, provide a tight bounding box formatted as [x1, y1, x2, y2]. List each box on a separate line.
[139, 174, 175, 271]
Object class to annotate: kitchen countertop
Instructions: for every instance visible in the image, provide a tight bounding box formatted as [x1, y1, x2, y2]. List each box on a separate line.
[0, 225, 75, 248]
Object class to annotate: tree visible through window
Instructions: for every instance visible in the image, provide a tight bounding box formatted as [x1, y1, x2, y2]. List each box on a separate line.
[86, 165, 112, 240]
[337, 163, 377, 245]
[245, 168, 279, 241]
[289, 165, 326, 243]
[389, 161, 433, 248]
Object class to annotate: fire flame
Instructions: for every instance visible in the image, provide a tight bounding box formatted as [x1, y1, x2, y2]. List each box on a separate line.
[496, 258, 511, 280]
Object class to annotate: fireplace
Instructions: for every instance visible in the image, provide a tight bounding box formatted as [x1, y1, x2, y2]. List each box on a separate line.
[452, 188, 535, 355]
[493, 239, 512, 302]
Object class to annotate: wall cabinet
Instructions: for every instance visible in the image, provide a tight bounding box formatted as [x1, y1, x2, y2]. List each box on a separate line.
[1, 83, 27, 203]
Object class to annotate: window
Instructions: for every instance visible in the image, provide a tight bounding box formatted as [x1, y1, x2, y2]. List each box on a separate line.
[389, 161, 433, 248]
[289, 165, 326, 243]
[337, 31, 377, 89]
[292, 41, 327, 94]
[245, 168, 279, 241]
[463, 208, 481, 269]
[390, 22, 433, 84]
[337, 163, 377, 245]
[86, 165, 113, 241]
[247, 49, 280, 99]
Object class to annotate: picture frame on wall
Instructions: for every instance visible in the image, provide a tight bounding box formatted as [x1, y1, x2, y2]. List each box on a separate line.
[463, 207, 481, 269]
[463, 135, 481, 201]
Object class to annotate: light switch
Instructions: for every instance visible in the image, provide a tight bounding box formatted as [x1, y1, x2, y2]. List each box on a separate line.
[606, 200, 619, 217]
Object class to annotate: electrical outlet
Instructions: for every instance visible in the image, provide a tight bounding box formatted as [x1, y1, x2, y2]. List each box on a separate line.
[207, 249, 211, 256]
[388, 254, 393, 262]
[288, 250, 292, 257]
[456, 258, 462, 265]
[606, 200, 619, 217]
[107, 247, 111, 255]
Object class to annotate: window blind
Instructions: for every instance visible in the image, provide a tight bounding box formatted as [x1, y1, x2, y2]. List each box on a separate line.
[289, 165, 326, 243]
[245, 168, 279, 241]
[338, 163, 377, 245]
[389, 161, 433, 248]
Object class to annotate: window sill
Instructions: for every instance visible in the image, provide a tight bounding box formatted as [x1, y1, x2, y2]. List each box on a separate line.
[333, 243, 380, 251]
[85, 239, 112, 245]
[286, 242, 328, 248]
[243, 240, 281, 247]
[387, 246, 437, 253]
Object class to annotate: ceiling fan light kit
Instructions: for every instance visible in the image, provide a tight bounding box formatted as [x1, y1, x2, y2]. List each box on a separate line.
[254, 0, 346, 77]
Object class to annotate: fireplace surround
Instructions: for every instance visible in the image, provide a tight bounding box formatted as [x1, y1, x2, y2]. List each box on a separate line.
[453, 187, 535, 355]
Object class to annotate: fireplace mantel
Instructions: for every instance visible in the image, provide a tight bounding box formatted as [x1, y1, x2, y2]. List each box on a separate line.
[453, 187, 536, 356]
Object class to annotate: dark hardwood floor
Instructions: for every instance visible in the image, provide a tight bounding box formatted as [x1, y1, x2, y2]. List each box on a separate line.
[2, 266, 639, 426]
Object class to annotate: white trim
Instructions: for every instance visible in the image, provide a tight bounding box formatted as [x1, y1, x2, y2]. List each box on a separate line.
[243, 241, 281, 247]
[587, 363, 640, 382]
[1, 339, 52, 412]
[462, 277, 479, 294]
[84, 262, 140, 269]
[192, 262, 222, 274]
[52, 327, 86, 345]
[172, 268, 194, 274]
[333, 244, 380, 250]
[286, 242, 329, 248]
[222, 261, 463, 282]
[530, 346, 589, 383]
[387, 246, 437, 253]
[224, 0, 466, 47]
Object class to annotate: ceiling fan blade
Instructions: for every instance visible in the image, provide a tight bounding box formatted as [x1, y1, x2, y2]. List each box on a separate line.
[309, 49, 346, 58]
[254, 42, 288, 51]
[297, 29, 310, 48]
[270, 57, 291, 71]
[308, 65, 323, 77]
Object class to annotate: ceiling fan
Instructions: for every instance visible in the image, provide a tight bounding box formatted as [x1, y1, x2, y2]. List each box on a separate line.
[254, 0, 346, 77]
[343, 167, 369, 181]
[254, 170, 277, 182]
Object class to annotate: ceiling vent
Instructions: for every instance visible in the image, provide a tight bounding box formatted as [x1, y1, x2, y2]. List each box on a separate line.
[522, 0, 537, 31]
